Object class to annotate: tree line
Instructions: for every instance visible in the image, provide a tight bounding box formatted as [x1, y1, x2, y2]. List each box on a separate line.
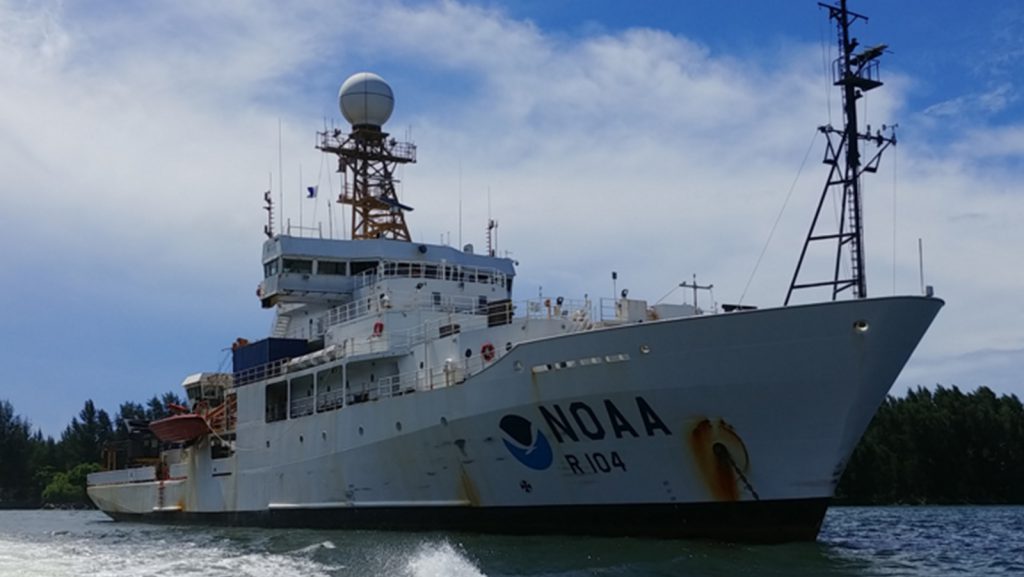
[1, 385, 1022, 507]
[836, 385, 1024, 504]
[0, 393, 183, 507]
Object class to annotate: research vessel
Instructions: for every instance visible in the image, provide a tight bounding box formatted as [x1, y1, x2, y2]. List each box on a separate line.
[88, 1, 942, 542]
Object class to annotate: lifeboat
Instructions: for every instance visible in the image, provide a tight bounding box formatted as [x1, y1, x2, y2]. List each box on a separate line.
[149, 413, 212, 443]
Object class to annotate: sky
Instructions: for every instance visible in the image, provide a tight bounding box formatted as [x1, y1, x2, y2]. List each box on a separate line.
[1, 0, 1022, 437]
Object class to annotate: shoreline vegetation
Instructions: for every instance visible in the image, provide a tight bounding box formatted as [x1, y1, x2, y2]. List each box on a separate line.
[1, 385, 1022, 509]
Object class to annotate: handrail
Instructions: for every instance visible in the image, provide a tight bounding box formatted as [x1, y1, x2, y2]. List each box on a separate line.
[233, 358, 289, 387]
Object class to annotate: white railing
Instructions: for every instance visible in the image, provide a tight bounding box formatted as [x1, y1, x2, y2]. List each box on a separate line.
[318, 290, 593, 336]
[339, 353, 499, 408]
[320, 292, 487, 334]
[289, 396, 315, 419]
[234, 358, 289, 387]
[351, 261, 509, 290]
[316, 388, 346, 412]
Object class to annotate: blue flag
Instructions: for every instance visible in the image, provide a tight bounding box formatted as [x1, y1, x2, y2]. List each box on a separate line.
[306, 186, 317, 198]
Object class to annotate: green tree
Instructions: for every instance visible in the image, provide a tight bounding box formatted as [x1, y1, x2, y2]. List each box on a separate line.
[41, 463, 102, 506]
[58, 400, 113, 467]
[838, 384, 1024, 505]
[0, 400, 35, 506]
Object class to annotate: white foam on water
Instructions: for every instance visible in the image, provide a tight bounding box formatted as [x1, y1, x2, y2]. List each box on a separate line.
[0, 532, 341, 577]
[292, 540, 337, 554]
[404, 541, 486, 577]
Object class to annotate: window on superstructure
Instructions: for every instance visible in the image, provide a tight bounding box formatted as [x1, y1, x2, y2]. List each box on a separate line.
[350, 261, 378, 276]
[264, 259, 280, 277]
[289, 375, 314, 419]
[283, 259, 313, 274]
[424, 265, 438, 279]
[265, 381, 287, 423]
[316, 367, 343, 413]
[318, 261, 347, 275]
[211, 437, 234, 459]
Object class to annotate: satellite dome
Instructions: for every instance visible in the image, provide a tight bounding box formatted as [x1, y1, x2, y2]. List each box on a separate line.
[338, 72, 394, 128]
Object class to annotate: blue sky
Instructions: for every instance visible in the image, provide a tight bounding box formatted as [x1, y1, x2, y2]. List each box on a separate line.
[1, 0, 1022, 437]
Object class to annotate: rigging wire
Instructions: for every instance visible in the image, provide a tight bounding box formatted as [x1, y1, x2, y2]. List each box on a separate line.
[653, 285, 680, 306]
[326, 153, 335, 239]
[892, 138, 899, 295]
[313, 145, 326, 230]
[819, 9, 833, 126]
[738, 129, 819, 305]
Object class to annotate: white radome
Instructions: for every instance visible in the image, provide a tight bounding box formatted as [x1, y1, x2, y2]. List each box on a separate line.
[339, 72, 394, 128]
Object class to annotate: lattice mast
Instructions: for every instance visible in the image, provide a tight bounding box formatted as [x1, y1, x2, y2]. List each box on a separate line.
[786, 0, 896, 305]
[317, 72, 417, 241]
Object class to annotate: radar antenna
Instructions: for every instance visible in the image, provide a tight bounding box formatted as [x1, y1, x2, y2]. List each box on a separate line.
[318, 73, 417, 241]
[786, 0, 896, 304]
[262, 188, 274, 239]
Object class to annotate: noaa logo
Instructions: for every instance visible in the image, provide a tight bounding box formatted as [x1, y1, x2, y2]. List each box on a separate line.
[499, 414, 553, 470]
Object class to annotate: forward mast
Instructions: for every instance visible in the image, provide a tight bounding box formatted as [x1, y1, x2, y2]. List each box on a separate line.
[786, 0, 896, 304]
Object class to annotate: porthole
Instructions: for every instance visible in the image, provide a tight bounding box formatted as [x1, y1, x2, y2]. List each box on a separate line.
[299, 435, 304, 443]
[396, 421, 403, 431]
[640, 344, 651, 354]
[440, 417, 448, 426]
[358, 426, 364, 436]
[465, 348, 472, 358]
[853, 320, 870, 333]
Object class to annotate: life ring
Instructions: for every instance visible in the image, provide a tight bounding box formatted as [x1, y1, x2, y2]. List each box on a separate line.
[481, 342, 496, 362]
[372, 321, 384, 337]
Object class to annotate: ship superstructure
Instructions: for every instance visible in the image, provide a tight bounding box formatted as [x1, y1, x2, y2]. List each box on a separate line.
[88, 2, 942, 542]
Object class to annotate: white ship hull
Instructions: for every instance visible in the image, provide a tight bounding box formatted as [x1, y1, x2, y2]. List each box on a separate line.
[88, 295, 941, 541]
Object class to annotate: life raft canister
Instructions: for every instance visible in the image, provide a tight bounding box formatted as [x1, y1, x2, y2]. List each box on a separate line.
[481, 342, 496, 362]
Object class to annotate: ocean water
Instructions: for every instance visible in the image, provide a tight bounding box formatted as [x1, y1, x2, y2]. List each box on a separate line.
[0, 507, 1021, 576]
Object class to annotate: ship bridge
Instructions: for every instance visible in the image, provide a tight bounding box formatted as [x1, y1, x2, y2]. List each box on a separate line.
[258, 235, 516, 309]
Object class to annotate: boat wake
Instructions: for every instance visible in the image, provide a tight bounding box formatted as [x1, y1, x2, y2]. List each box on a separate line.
[404, 541, 486, 577]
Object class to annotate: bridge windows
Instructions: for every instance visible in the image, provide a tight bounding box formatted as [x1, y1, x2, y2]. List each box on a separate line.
[318, 260, 346, 275]
[350, 261, 378, 276]
[282, 259, 313, 274]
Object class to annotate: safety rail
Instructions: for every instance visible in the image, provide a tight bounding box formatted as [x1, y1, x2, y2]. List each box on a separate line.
[233, 334, 412, 389]
[319, 291, 592, 337]
[599, 298, 619, 322]
[233, 358, 289, 387]
[320, 292, 489, 334]
[289, 352, 500, 417]
[350, 260, 509, 291]
[289, 396, 315, 419]
[243, 292, 605, 392]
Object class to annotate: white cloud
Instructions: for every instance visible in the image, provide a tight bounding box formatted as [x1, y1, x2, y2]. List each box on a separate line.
[923, 83, 1015, 119]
